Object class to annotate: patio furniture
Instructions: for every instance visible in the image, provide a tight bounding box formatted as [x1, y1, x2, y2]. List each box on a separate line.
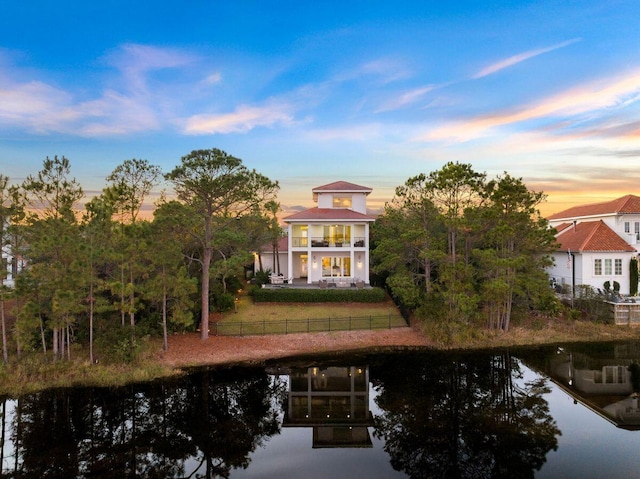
[270, 274, 284, 284]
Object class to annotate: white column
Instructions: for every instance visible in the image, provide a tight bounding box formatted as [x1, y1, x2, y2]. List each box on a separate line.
[364, 223, 370, 284]
[287, 224, 293, 281]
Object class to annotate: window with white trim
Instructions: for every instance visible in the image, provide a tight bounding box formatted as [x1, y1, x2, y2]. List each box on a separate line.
[615, 258, 623, 275]
[604, 259, 612, 275]
[321, 256, 351, 277]
[594, 259, 602, 275]
[625, 222, 630, 233]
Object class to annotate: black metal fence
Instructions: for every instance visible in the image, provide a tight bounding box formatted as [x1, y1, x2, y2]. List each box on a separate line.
[211, 314, 408, 336]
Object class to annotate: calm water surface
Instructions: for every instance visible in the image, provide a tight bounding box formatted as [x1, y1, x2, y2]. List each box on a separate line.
[2, 342, 640, 478]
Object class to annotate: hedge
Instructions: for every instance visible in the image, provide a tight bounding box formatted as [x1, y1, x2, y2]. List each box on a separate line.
[249, 286, 386, 303]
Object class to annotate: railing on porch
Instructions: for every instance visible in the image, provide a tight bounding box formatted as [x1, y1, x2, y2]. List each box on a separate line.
[211, 313, 407, 336]
[310, 237, 352, 247]
[291, 236, 308, 247]
[290, 236, 367, 248]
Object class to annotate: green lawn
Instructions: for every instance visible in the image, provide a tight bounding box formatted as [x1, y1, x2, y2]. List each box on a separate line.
[213, 295, 407, 336]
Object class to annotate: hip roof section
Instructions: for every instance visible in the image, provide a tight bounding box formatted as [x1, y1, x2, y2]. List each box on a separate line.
[284, 207, 376, 223]
[312, 181, 372, 194]
[548, 194, 640, 221]
[555, 220, 636, 253]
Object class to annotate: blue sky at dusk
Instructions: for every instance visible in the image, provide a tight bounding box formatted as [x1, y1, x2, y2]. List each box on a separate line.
[1, 1, 639, 215]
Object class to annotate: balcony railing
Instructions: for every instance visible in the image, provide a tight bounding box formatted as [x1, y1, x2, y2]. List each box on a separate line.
[311, 237, 350, 247]
[290, 237, 367, 248]
[291, 237, 309, 247]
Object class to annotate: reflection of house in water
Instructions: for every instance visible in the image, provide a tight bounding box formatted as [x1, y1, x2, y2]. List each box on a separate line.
[544, 343, 640, 430]
[283, 366, 373, 448]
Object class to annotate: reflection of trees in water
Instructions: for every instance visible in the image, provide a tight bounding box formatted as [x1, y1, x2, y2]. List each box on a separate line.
[4, 368, 284, 478]
[371, 352, 560, 479]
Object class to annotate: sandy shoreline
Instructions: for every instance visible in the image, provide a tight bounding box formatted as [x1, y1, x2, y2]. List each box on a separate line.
[157, 327, 432, 368]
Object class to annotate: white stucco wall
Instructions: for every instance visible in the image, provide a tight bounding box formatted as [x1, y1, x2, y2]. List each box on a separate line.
[548, 251, 634, 295]
[255, 252, 288, 277]
[316, 192, 368, 214]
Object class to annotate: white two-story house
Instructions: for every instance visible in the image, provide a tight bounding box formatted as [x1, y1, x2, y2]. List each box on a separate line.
[546, 194, 640, 295]
[283, 181, 376, 285]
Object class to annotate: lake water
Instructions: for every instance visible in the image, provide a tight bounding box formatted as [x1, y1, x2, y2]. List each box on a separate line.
[2, 342, 640, 478]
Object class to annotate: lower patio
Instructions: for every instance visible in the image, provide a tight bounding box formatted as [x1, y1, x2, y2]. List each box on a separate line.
[264, 277, 370, 289]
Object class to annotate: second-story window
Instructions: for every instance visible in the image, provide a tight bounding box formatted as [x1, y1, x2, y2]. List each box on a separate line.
[333, 196, 352, 208]
[625, 222, 630, 233]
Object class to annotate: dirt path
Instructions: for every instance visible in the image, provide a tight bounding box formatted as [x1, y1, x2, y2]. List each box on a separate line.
[157, 327, 431, 368]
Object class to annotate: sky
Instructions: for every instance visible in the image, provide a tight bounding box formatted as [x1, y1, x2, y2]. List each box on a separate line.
[1, 0, 639, 216]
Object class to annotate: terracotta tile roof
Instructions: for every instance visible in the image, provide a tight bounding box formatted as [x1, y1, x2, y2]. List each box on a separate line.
[312, 181, 372, 193]
[284, 207, 376, 222]
[554, 222, 572, 234]
[555, 220, 636, 252]
[548, 194, 640, 220]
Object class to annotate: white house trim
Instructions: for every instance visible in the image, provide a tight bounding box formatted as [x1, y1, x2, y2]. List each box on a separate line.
[283, 181, 376, 284]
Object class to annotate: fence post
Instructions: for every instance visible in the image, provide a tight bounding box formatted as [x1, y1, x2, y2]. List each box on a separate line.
[370, 315, 372, 330]
[307, 318, 310, 333]
[263, 319, 265, 335]
[286, 318, 288, 334]
[329, 316, 331, 332]
[349, 316, 351, 331]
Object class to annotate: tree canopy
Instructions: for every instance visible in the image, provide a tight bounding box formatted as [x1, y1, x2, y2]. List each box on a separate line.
[373, 162, 557, 334]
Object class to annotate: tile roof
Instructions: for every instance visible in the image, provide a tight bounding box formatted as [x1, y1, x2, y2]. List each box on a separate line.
[555, 220, 636, 253]
[554, 222, 573, 234]
[548, 194, 640, 220]
[284, 207, 376, 222]
[312, 181, 372, 193]
[257, 235, 288, 253]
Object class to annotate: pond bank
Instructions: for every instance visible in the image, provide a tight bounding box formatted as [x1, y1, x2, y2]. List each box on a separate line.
[157, 317, 640, 369]
[4, 318, 640, 396]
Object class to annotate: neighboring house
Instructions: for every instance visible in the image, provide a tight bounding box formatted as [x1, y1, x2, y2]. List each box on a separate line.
[283, 181, 376, 284]
[1, 221, 18, 288]
[546, 195, 640, 295]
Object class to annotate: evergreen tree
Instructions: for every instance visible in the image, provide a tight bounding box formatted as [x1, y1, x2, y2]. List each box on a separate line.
[165, 148, 278, 340]
[21, 156, 84, 359]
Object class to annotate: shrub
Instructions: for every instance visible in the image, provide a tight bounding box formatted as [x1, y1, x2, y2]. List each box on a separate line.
[250, 286, 386, 303]
[215, 292, 236, 312]
[253, 269, 272, 286]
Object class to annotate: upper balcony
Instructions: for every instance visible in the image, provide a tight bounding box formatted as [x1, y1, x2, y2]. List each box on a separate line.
[291, 237, 367, 248]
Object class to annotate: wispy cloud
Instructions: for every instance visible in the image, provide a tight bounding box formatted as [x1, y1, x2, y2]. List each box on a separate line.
[422, 69, 640, 142]
[337, 58, 411, 85]
[0, 44, 200, 136]
[472, 38, 582, 79]
[202, 72, 222, 86]
[181, 101, 294, 134]
[375, 85, 437, 112]
[105, 43, 197, 94]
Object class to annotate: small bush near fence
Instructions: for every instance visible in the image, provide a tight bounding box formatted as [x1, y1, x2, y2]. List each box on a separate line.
[249, 286, 386, 303]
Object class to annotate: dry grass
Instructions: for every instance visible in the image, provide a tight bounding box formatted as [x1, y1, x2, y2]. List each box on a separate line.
[417, 312, 640, 350]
